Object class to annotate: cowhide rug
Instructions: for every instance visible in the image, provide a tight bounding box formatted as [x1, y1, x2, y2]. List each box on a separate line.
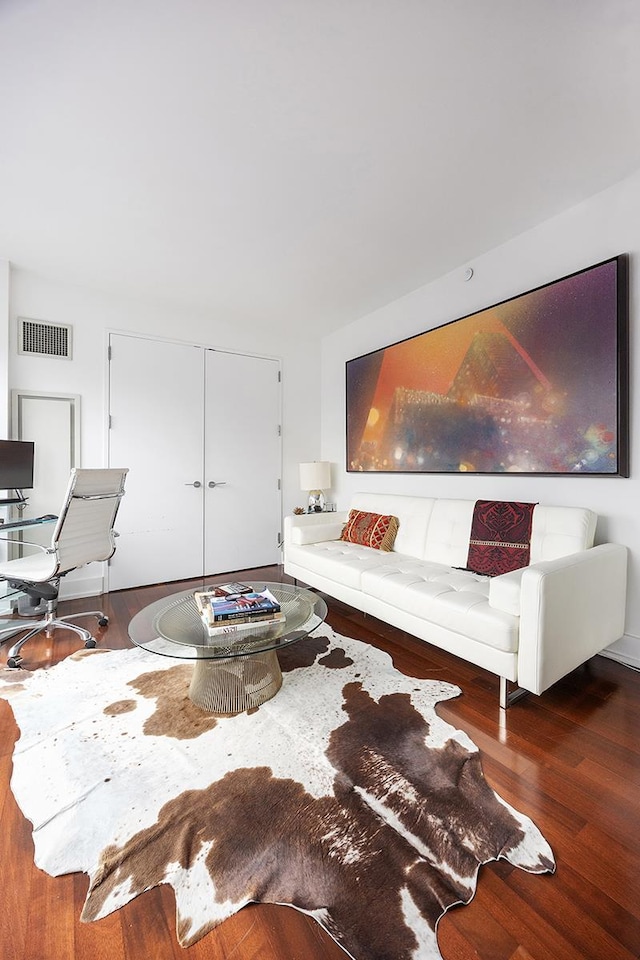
[0, 628, 554, 960]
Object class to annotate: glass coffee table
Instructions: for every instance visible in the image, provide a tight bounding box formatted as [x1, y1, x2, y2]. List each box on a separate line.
[128, 581, 327, 716]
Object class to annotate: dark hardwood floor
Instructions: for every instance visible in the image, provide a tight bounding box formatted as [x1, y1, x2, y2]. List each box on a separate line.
[1, 565, 639, 960]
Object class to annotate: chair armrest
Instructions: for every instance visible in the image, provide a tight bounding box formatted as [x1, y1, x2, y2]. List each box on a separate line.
[284, 512, 348, 546]
[517, 543, 628, 695]
[0, 536, 50, 551]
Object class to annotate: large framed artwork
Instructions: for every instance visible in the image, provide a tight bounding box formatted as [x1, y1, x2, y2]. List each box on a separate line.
[346, 255, 629, 476]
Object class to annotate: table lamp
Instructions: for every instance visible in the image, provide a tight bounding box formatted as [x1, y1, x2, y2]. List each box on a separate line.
[299, 461, 331, 513]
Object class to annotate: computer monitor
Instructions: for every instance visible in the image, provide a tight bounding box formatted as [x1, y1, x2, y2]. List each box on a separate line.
[0, 440, 35, 491]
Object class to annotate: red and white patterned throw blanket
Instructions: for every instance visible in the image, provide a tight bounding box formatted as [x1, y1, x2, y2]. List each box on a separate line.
[466, 499, 537, 576]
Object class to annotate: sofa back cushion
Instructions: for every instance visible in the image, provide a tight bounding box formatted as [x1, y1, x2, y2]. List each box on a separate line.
[348, 494, 597, 567]
[529, 505, 597, 561]
[350, 493, 435, 559]
[423, 499, 597, 567]
[422, 499, 477, 566]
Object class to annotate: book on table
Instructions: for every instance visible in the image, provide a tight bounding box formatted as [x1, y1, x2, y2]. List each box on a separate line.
[194, 584, 283, 626]
[204, 614, 283, 637]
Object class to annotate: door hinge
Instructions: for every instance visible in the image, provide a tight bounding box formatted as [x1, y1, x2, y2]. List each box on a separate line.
[277, 370, 281, 382]
[277, 532, 282, 547]
[277, 424, 281, 437]
[108, 414, 112, 429]
[108, 344, 112, 361]
[277, 478, 281, 490]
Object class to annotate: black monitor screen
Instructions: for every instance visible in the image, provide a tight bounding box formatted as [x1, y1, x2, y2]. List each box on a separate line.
[0, 440, 35, 490]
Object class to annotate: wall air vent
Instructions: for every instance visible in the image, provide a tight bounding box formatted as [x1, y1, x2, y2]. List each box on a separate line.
[18, 317, 73, 360]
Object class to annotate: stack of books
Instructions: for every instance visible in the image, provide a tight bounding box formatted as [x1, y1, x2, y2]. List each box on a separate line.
[194, 582, 284, 636]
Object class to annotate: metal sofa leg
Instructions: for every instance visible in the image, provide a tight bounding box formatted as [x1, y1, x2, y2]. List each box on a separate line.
[499, 677, 531, 709]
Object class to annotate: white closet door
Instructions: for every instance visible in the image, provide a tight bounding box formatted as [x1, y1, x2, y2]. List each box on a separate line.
[204, 350, 281, 575]
[108, 334, 205, 589]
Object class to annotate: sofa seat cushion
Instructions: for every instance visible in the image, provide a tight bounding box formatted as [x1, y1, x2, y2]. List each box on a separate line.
[360, 563, 519, 653]
[286, 539, 403, 590]
[288, 538, 519, 654]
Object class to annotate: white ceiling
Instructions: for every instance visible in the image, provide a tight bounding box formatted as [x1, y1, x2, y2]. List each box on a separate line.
[1, 0, 640, 339]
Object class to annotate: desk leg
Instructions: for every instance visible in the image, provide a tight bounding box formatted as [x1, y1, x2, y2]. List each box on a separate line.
[189, 650, 283, 715]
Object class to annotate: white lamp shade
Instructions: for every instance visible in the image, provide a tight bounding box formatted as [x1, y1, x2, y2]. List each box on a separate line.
[299, 461, 331, 491]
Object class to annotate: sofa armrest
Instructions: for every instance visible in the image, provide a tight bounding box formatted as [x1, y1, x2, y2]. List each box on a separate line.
[489, 568, 525, 616]
[284, 511, 349, 546]
[517, 543, 628, 696]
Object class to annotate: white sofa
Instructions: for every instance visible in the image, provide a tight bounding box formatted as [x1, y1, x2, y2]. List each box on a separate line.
[283, 492, 628, 707]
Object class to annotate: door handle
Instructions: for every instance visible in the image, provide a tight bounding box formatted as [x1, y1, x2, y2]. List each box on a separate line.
[208, 481, 227, 488]
[185, 481, 202, 488]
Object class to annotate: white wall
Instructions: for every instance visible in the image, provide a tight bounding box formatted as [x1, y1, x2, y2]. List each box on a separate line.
[0, 260, 9, 435]
[321, 169, 640, 666]
[0, 260, 10, 572]
[7, 269, 321, 547]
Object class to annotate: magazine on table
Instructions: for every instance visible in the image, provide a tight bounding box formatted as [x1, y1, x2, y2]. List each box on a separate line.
[193, 582, 255, 617]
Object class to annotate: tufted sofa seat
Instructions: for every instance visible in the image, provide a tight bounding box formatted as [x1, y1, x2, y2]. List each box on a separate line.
[284, 493, 628, 707]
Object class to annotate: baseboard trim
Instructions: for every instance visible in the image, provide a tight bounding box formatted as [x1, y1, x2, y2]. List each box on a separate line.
[58, 572, 105, 601]
[599, 647, 640, 670]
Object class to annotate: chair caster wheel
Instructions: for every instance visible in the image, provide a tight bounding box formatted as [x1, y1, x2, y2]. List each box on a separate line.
[7, 656, 22, 669]
[85, 638, 97, 649]
[97, 617, 109, 628]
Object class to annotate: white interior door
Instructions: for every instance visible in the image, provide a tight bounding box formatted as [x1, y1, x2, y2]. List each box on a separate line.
[108, 334, 205, 589]
[108, 336, 282, 590]
[204, 350, 281, 575]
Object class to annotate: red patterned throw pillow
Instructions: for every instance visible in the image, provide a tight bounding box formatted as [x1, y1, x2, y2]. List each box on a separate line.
[465, 500, 537, 576]
[340, 510, 399, 552]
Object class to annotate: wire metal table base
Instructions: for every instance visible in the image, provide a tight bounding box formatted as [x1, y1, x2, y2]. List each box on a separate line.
[188, 649, 283, 715]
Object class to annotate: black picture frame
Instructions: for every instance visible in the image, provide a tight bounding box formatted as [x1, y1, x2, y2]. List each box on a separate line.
[346, 255, 629, 477]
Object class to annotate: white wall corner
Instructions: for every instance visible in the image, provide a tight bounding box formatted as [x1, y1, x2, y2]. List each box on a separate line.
[0, 259, 10, 436]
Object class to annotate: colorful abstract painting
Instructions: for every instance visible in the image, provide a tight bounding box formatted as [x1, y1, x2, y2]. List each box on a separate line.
[346, 257, 628, 475]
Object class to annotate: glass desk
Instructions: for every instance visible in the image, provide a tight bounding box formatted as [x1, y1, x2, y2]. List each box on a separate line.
[0, 514, 58, 636]
[128, 581, 327, 715]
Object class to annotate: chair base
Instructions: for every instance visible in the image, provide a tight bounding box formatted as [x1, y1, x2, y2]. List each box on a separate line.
[2, 608, 109, 669]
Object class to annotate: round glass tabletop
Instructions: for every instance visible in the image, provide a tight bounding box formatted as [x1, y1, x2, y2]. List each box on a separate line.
[128, 581, 327, 660]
